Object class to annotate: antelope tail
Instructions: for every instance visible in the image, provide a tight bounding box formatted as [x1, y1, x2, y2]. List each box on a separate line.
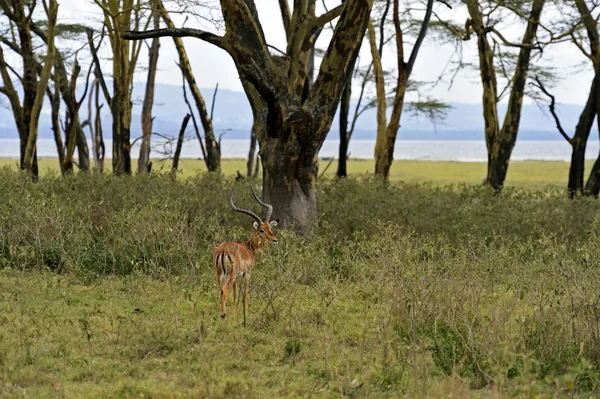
[216, 253, 227, 283]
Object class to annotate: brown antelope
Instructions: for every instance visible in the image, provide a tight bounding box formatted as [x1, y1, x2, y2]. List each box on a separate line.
[214, 185, 278, 324]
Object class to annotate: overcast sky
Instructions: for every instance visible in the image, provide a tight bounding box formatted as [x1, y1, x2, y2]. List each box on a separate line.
[38, 0, 599, 106]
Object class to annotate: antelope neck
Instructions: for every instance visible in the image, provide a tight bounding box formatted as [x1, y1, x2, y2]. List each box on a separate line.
[245, 234, 265, 253]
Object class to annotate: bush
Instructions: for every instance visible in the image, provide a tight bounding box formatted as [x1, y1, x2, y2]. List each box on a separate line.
[1, 168, 600, 395]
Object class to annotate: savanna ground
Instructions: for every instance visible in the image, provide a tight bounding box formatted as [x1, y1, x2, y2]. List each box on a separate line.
[1, 161, 600, 398]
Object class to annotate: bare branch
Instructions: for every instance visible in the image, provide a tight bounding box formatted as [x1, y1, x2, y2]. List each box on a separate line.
[279, 0, 292, 40]
[122, 27, 226, 49]
[310, 3, 345, 34]
[210, 82, 219, 121]
[490, 28, 540, 50]
[406, 0, 435, 78]
[531, 76, 572, 144]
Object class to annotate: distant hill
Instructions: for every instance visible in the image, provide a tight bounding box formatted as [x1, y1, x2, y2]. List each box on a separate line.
[0, 81, 596, 141]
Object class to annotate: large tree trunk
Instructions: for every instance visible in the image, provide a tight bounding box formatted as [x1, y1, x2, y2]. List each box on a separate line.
[486, 0, 545, 189]
[336, 82, 351, 177]
[260, 129, 319, 229]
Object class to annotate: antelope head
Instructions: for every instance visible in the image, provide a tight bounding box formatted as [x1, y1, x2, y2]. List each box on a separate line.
[230, 185, 279, 245]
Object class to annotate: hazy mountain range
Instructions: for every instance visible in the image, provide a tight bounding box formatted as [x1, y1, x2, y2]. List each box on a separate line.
[0, 82, 596, 141]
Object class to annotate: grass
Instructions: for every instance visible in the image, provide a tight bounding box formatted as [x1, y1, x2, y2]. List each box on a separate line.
[0, 157, 590, 188]
[1, 170, 600, 397]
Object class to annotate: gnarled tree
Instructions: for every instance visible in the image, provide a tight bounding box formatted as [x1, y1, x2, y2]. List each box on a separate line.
[124, 0, 375, 229]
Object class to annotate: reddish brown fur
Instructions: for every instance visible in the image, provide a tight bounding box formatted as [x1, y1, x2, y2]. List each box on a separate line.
[213, 221, 278, 322]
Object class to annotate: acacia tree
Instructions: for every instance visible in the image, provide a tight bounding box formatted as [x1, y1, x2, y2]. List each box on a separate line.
[125, 1, 375, 229]
[0, 3, 92, 173]
[534, 0, 600, 197]
[92, 0, 151, 176]
[370, 0, 450, 180]
[0, 0, 59, 179]
[462, 0, 546, 190]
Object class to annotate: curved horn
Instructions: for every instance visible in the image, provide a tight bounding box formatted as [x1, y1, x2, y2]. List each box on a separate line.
[230, 187, 263, 224]
[248, 184, 273, 222]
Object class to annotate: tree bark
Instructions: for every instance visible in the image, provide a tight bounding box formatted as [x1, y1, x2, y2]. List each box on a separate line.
[138, 4, 161, 174]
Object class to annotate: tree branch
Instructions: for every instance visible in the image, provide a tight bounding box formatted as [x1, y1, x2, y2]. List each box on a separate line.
[309, 3, 345, 35]
[490, 28, 540, 50]
[532, 76, 572, 144]
[87, 27, 112, 107]
[279, 0, 292, 40]
[406, 0, 434, 78]
[122, 27, 226, 49]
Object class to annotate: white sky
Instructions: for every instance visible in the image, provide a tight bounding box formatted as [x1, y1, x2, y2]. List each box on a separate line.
[11, 0, 599, 106]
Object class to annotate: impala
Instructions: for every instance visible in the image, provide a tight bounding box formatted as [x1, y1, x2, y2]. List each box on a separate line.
[214, 185, 278, 324]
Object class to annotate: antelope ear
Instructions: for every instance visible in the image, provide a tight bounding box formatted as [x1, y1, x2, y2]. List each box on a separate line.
[269, 219, 278, 227]
[253, 221, 259, 229]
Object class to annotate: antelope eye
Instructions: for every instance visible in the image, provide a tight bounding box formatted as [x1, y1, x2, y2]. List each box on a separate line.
[259, 229, 265, 233]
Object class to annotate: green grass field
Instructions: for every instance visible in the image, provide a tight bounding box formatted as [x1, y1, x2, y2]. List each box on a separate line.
[0, 157, 587, 188]
[1, 167, 600, 397]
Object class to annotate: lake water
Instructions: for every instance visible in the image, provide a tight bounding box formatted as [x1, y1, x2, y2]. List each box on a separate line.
[0, 139, 599, 162]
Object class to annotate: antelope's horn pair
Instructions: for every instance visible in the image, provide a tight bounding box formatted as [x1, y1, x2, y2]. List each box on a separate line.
[229, 185, 273, 224]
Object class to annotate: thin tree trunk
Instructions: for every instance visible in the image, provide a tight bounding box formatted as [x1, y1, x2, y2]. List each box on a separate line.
[94, 80, 105, 172]
[337, 81, 351, 177]
[171, 114, 191, 179]
[23, 0, 57, 177]
[584, 103, 600, 196]
[138, 5, 161, 174]
[486, 0, 545, 189]
[369, 20, 388, 177]
[374, 0, 430, 180]
[247, 125, 258, 177]
[48, 84, 65, 175]
[568, 71, 600, 196]
[87, 79, 98, 169]
[157, 0, 220, 172]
